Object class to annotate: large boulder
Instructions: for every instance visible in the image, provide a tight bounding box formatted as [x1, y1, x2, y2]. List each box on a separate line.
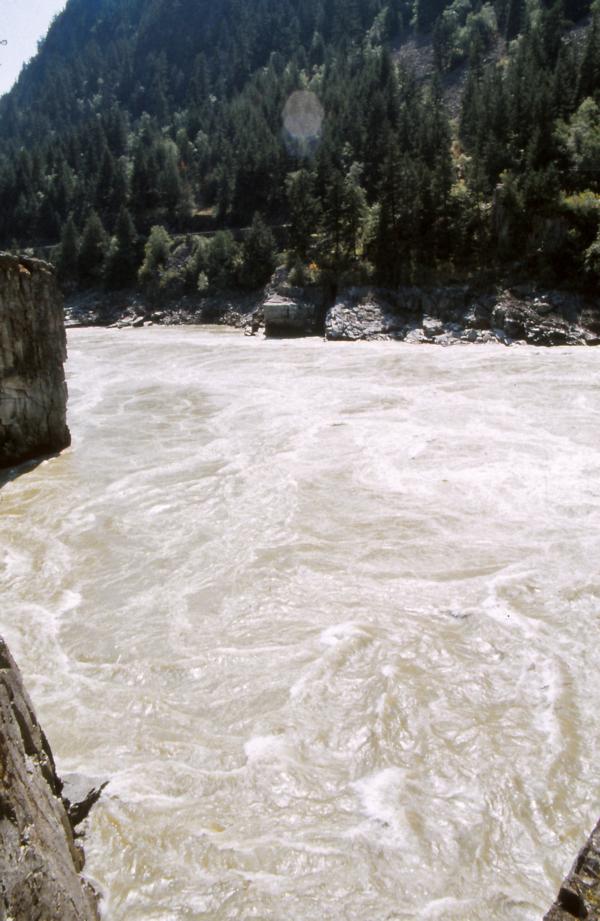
[491, 294, 585, 346]
[0, 253, 71, 468]
[0, 637, 100, 921]
[263, 294, 317, 337]
[325, 292, 405, 340]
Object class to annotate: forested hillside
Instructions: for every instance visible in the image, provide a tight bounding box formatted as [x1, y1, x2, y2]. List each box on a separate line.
[0, 0, 598, 295]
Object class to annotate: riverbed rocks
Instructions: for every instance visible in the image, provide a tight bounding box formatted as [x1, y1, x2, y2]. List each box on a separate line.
[325, 293, 405, 340]
[545, 817, 600, 920]
[0, 637, 100, 921]
[0, 253, 71, 468]
[64, 277, 600, 346]
[65, 287, 263, 331]
[324, 285, 600, 345]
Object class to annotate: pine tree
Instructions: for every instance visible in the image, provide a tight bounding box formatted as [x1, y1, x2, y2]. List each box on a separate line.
[563, 0, 591, 22]
[105, 207, 139, 288]
[317, 162, 368, 271]
[157, 141, 184, 213]
[286, 169, 322, 260]
[505, 0, 525, 41]
[415, 0, 449, 33]
[551, 45, 578, 119]
[577, 10, 600, 102]
[94, 146, 117, 219]
[239, 212, 277, 288]
[57, 213, 80, 282]
[78, 211, 108, 284]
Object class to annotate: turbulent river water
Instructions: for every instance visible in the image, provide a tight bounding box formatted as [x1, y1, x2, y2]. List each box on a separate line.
[2, 327, 600, 920]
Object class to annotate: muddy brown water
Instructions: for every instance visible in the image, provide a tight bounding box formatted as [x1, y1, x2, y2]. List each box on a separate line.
[1, 327, 599, 920]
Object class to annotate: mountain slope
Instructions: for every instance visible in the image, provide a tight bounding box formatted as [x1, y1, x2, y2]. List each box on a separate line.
[0, 0, 598, 294]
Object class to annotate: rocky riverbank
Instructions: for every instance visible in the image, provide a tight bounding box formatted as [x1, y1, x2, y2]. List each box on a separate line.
[322, 285, 600, 346]
[65, 280, 600, 346]
[0, 637, 103, 921]
[0, 253, 71, 468]
[545, 818, 600, 920]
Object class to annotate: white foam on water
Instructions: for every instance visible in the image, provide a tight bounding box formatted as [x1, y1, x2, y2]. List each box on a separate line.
[351, 767, 406, 838]
[420, 896, 478, 919]
[2, 329, 600, 921]
[59, 589, 83, 612]
[319, 621, 373, 646]
[244, 734, 290, 763]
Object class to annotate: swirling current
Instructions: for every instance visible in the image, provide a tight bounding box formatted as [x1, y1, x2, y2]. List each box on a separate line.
[1, 327, 599, 920]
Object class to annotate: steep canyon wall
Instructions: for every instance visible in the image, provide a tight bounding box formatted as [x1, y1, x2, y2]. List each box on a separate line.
[0, 638, 100, 920]
[0, 253, 70, 469]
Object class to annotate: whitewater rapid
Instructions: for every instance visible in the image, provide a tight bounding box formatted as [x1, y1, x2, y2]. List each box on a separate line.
[1, 327, 599, 920]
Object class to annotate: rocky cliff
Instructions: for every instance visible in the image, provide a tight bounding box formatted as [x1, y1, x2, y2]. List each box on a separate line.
[545, 819, 600, 920]
[0, 253, 70, 468]
[0, 637, 100, 921]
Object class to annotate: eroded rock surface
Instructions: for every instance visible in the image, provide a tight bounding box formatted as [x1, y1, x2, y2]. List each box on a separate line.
[545, 819, 600, 921]
[0, 637, 100, 921]
[324, 286, 600, 345]
[0, 253, 70, 468]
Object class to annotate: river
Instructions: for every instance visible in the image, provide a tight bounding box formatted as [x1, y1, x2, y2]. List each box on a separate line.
[1, 327, 600, 920]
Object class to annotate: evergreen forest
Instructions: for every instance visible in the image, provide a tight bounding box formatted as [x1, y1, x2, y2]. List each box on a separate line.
[0, 0, 599, 297]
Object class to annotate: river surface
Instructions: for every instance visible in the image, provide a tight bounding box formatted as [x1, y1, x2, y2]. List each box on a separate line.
[2, 327, 600, 920]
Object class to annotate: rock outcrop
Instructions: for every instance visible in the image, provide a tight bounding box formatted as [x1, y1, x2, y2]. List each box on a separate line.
[263, 294, 319, 337]
[0, 253, 71, 468]
[63, 272, 600, 346]
[545, 818, 600, 920]
[324, 286, 600, 346]
[0, 637, 100, 921]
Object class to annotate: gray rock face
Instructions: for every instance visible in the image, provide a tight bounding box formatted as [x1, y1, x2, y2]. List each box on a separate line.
[323, 285, 600, 346]
[0, 637, 100, 921]
[325, 295, 405, 340]
[545, 818, 600, 920]
[0, 253, 71, 468]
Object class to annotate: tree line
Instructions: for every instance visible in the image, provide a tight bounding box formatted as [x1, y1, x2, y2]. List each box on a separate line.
[0, 0, 598, 294]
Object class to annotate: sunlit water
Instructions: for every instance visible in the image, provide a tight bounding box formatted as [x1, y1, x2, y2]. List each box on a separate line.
[2, 327, 600, 921]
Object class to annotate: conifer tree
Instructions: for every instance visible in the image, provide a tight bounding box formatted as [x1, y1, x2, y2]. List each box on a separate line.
[577, 10, 600, 102]
[105, 207, 139, 288]
[286, 169, 322, 260]
[318, 164, 367, 271]
[57, 213, 80, 281]
[415, 0, 449, 32]
[370, 144, 422, 283]
[505, 0, 525, 40]
[94, 146, 117, 219]
[239, 212, 277, 288]
[158, 141, 184, 213]
[78, 211, 108, 284]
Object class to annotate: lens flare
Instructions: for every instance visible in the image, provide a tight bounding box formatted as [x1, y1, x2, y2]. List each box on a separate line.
[282, 90, 324, 156]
